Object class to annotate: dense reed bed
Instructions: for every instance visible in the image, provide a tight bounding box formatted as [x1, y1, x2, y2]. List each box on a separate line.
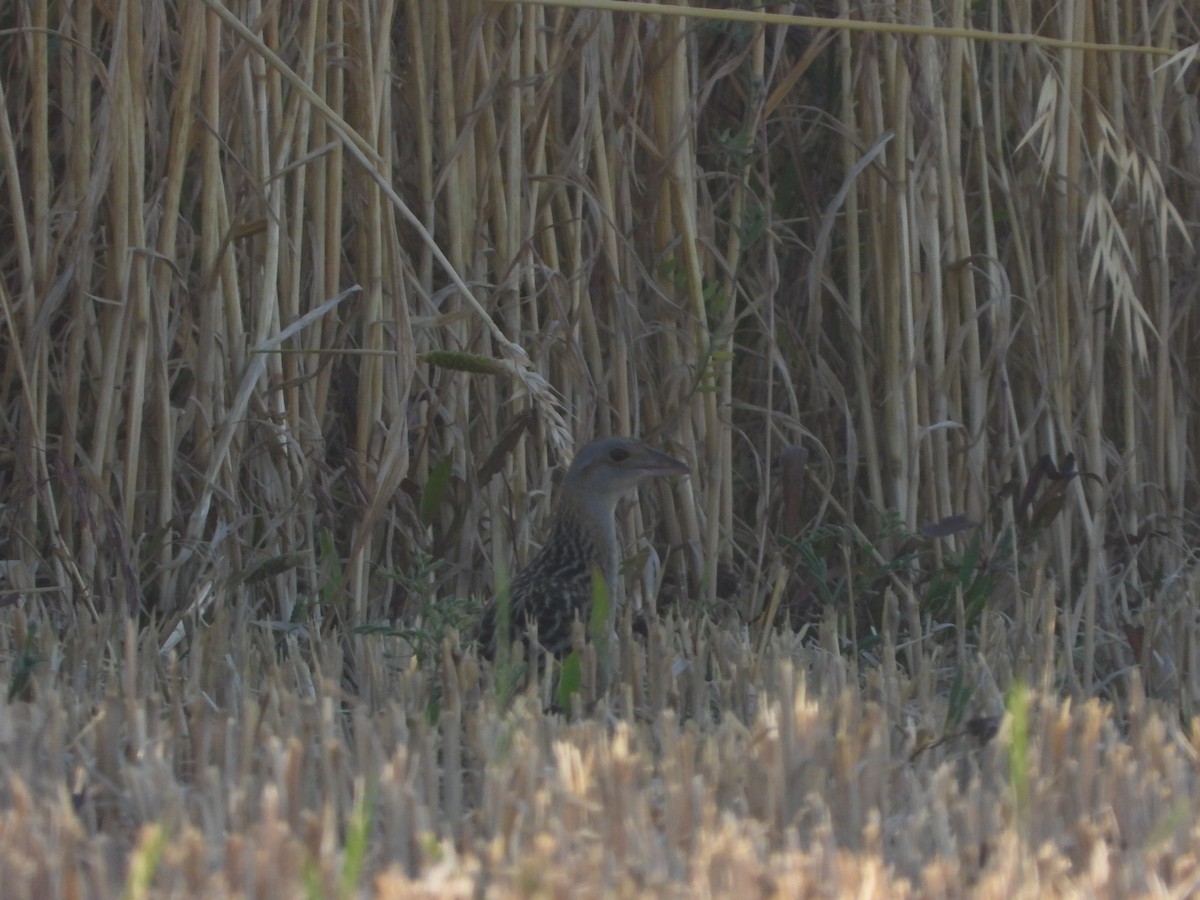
[0, 0, 1198, 894]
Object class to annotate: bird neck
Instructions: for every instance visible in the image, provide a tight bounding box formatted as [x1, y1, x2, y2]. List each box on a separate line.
[551, 489, 620, 588]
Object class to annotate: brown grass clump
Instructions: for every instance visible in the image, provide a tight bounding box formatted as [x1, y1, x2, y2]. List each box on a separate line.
[0, 0, 1198, 894]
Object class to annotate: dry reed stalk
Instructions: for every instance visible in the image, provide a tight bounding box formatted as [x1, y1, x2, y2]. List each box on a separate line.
[0, 0, 1198, 892]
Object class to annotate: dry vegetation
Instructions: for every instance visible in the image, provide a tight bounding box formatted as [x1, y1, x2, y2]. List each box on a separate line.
[1, 0, 1199, 895]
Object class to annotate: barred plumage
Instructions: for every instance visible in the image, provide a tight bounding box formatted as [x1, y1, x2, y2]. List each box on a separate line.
[479, 437, 688, 659]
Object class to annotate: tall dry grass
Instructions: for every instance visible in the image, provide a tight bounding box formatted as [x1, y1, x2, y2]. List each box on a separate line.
[0, 0, 1198, 894]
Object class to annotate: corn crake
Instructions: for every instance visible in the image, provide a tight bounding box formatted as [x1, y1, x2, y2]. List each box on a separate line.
[478, 437, 688, 661]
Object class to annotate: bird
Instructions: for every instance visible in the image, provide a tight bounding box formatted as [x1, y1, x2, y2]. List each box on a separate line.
[479, 437, 688, 660]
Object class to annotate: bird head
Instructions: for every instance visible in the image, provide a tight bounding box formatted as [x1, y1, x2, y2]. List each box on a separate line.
[563, 437, 689, 516]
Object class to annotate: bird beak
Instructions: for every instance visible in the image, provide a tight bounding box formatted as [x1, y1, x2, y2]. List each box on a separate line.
[647, 449, 689, 476]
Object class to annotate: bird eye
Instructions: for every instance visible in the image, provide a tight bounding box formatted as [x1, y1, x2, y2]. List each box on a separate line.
[609, 447, 630, 462]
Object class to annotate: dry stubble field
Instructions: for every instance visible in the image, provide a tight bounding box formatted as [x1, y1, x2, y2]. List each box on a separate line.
[1, 1, 1200, 896]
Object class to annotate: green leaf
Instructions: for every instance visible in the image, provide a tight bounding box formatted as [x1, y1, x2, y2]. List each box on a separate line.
[555, 651, 583, 710]
[123, 823, 167, 900]
[318, 527, 343, 608]
[494, 576, 513, 653]
[339, 793, 373, 899]
[420, 457, 453, 527]
[1007, 681, 1030, 826]
[425, 692, 441, 725]
[944, 667, 974, 731]
[490, 574, 526, 708]
[7, 625, 42, 703]
[587, 568, 615, 694]
[420, 350, 506, 375]
[240, 553, 304, 585]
